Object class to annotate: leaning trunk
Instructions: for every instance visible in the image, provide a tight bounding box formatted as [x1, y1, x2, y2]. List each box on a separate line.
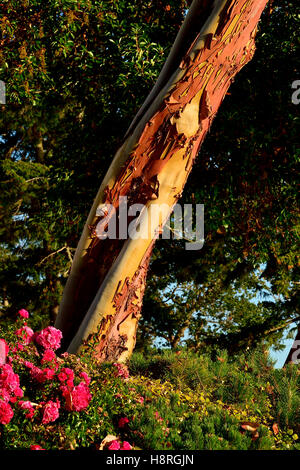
[284, 325, 300, 366]
[55, 0, 268, 362]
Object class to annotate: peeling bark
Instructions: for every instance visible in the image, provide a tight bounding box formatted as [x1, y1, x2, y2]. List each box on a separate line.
[55, 0, 269, 362]
[284, 326, 300, 367]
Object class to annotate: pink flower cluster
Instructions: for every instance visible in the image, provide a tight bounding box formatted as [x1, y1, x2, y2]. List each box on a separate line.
[59, 369, 92, 411]
[15, 326, 34, 346]
[42, 399, 60, 425]
[113, 363, 129, 379]
[19, 400, 35, 413]
[108, 440, 132, 450]
[18, 400, 36, 419]
[0, 308, 93, 430]
[35, 326, 62, 351]
[58, 367, 74, 387]
[0, 364, 23, 402]
[29, 364, 56, 384]
[0, 363, 24, 424]
[0, 400, 14, 425]
[41, 348, 56, 364]
[154, 411, 164, 423]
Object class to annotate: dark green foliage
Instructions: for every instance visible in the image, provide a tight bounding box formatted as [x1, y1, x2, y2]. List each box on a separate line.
[129, 347, 300, 437]
[0, 1, 299, 354]
[0, 0, 186, 320]
[138, 0, 300, 352]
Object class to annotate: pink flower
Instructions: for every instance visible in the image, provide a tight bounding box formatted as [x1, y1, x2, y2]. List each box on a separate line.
[29, 366, 44, 383]
[113, 363, 129, 379]
[0, 339, 9, 366]
[18, 400, 35, 419]
[35, 326, 62, 351]
[19, 400, 34, 408]
[18, 309, 29, 319]
[61, 382, 91, 412]
[9, 386, 23, 402]
[121, 441, 132, 450]
[23, 360, 34, 369]
[108, 440, 121, 450]
[154, 411, 163, 422]
[42, 368, 56, 381]
[58, 367, 74, 387]
[118, 417, 129, 428]
[139, 397, 144, 404]
[15, 326, 34, 345]
[42, 399, 60, 425]
[0, 364, 23, 401]
[79, 371, 91, 385]
[30, 366, 55, 384]
[30, 445, 45, 450]
[41, 349, 56, 364]
[0, 388, 10, 403]
[0, 400, 14, 425]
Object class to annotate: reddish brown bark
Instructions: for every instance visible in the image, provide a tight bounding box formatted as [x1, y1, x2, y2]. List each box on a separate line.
[56, 0, 269, 362]
[91, 240, 155, 362]
[284, 326, 300, 366]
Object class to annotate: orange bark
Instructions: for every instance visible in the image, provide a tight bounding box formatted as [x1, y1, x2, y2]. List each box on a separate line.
[56, 0, 268, 362]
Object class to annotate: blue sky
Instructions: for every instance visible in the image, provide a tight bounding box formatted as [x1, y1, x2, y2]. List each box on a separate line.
[270, 325, 296, 368]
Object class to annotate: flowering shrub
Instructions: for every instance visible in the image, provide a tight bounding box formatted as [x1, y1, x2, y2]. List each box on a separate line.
[0, 309, 93, 447]
[0, 308, 299, 451]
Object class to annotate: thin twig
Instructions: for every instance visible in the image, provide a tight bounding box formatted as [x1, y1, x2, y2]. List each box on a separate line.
[37, 246, 75, 266]
[24, 177, 47, 184]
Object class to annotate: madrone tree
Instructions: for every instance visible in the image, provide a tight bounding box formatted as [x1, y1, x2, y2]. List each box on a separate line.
[55, 0, 269, 361]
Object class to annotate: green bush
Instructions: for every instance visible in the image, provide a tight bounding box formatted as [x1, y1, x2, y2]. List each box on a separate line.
[0, 313, 299, 450]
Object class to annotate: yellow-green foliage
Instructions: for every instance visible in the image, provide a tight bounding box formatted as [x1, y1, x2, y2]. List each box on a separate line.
[1, 316, 299, 450]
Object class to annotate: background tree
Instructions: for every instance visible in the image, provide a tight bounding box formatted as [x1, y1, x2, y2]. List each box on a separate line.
[0, 0, 187, 327]
[0, 0, 299, 361]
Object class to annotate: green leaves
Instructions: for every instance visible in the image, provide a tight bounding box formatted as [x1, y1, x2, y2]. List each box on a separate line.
[0, 0, 299, 355]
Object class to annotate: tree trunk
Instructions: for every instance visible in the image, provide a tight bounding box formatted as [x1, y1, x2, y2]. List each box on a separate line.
[55, 0, 268, 362]
[284, 325, 300, 366]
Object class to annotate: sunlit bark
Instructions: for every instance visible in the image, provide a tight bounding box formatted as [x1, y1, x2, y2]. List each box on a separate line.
[55, 0, 268, 362]
[284, 326, 300, 366]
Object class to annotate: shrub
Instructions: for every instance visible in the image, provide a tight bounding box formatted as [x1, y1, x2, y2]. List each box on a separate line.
[0, 309, 299, 450]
